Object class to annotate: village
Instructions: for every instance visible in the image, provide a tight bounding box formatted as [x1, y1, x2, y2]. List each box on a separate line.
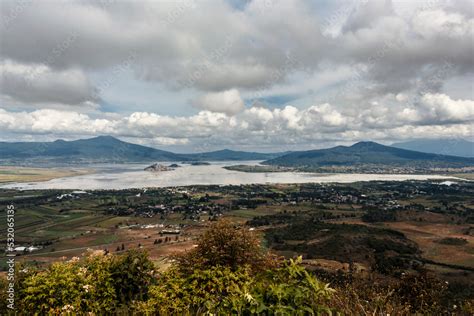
[2, 180, 472, 258]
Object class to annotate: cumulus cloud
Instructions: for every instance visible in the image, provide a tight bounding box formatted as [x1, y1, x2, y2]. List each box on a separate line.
[194, 89, 245, 115]
[1, 93, 472, 149]
[398, 93, 474, 124]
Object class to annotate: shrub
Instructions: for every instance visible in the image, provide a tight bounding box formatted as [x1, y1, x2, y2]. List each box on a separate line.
[328, 275, 411, 315]
[138, 265, 253, 314]
[395, 271, 448, 313]
[436, 237, 468, 245]
[136, 257, 334, 315]
[175, 220, 275, 272]
[16, 249, 154, 314]
[18, 252, 116, 314]
[108, 249, 156, 303]
[362, 209, 397, 222]
[241, 257, 334, 315]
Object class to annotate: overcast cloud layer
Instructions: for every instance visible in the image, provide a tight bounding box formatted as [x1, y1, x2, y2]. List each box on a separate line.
[0, 0, 473, 151]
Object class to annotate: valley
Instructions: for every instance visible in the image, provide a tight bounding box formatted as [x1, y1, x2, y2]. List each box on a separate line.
[1, 180, 473, 301]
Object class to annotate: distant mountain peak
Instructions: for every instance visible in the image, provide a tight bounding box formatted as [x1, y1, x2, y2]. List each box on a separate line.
[92, 135, 120, 141]
[350, 141, 385, 149]
[263, 140, 474, 168]
[84, 135, 124, 145]
[0, 136, 285, 163]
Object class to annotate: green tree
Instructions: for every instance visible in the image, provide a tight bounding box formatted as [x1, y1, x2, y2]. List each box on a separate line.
[175, 220, 274, 272]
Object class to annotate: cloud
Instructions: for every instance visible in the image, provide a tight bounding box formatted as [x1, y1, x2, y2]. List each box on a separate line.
[4, 0, 470, 98]
[194, 89, 245, 115]
[412, 8, 473, 39]
[0, 60, 98, 107]
[0, 0, 473, 148]
[1, 92, 472, 149]
[0, 108, 113, 134]
[398, 93, 474, 124]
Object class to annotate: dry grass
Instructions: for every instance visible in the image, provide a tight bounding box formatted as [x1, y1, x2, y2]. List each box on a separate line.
[0, 166, 92, 183]
[19, 224, 205, 267]
[383, 221, 474, 267]
[451, 173, 474, 180]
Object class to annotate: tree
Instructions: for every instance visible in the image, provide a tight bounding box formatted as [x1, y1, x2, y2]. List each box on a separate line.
[174, 220, 274, 272]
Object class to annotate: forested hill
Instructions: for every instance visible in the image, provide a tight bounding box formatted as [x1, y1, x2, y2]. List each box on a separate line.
[263, 141, 474, 168]
[0, 136, 281, 163]
[392, 139, 474, 157]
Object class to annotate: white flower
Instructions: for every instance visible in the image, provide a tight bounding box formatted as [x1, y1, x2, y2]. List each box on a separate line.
[83, 284, 92, 293]
[78, 267, 88, 275]
[62, 304, 75, 311]
[244, 292, 254, 303]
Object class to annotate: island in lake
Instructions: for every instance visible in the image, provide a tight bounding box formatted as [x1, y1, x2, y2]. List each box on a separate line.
[224, 164, 293, 173]
[144, 163, 173, 172]
[189, 161, 211, 166]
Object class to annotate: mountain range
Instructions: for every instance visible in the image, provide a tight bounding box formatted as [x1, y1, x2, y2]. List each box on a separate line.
[264, 141, 474, 169]
[1, 136, 473, 168]
[0, 136, 281, 163]
[392, 139, 474, 158]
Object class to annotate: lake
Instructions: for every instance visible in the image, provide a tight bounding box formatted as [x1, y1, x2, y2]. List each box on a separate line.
[1, 161, 458, 190]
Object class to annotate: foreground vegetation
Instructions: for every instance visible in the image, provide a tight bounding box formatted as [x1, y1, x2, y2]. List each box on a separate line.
[2, 221, 473, 315]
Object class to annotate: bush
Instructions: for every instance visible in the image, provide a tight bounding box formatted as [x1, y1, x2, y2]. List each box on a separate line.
[136, 257, 334, 315]
[242, 257, 334, 315]
[138, 265, 254, 314]
[15, 249, 155, 314]
[18, 252, 116, 314]
[395, 271, 448, 313]
[436, 237, 468, 245]
[362, 209, 396, 222]
[175, 220, 275, 272]
[108, 249, 155, 303]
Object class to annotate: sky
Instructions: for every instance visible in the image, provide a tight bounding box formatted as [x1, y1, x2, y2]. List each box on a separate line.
[0, 0, 473, 153]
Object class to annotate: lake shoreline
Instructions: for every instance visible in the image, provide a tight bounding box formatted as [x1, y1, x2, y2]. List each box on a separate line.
[0, 161, 464, 190]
